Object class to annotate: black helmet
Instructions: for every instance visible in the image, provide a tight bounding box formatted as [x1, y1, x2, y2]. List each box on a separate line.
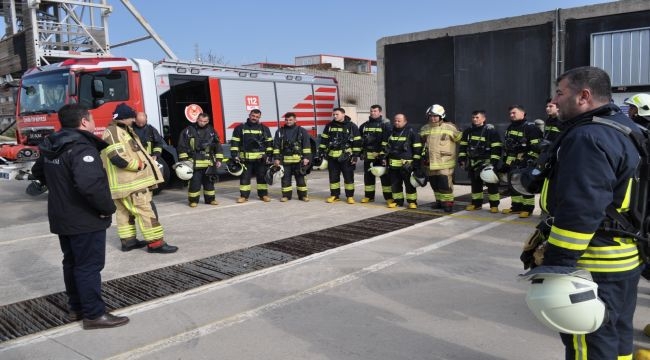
[400, 161, 414, 177]
[265, 165, 284, 185]
[312, 156, 323, 168]
[227, 161, 245, 176]
[410, 169, 428, 188]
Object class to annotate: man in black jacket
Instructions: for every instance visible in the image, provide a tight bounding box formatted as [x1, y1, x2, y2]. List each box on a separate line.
[31, 104, 129, 330]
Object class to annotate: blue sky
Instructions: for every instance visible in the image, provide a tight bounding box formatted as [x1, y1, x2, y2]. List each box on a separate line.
[11, 0, 615, 66]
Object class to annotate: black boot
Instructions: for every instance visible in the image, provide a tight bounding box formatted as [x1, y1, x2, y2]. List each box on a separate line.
[431, 200, 442, 209]
[147, 240, 178, 254]
[121, 239, 148, 252]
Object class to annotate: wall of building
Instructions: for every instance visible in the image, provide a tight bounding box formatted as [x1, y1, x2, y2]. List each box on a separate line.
[376, 0, 650, 132]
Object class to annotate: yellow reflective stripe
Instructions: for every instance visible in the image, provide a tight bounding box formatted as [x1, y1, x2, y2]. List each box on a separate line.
[572, 334, 587, 360]
[469, 135, 486, 141]
[577, 257, 640, 272]
[507, 130, 524, 136]
[547, 225, 593, 251]
[618, 353, 633, 360]
[620, 178, 632, 211]
[105, 143, 124, 153]
[429, 160, 457, 169]
[582, 243, 638, 259]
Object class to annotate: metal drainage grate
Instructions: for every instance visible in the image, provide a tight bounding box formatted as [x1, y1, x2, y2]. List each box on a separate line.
[0, 205, 447, 343]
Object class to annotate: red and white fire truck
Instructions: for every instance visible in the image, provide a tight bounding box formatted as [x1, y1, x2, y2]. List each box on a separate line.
[0, 57, 339, 187]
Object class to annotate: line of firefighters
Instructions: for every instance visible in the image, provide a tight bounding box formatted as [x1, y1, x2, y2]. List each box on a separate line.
[150, 101, 573, 216]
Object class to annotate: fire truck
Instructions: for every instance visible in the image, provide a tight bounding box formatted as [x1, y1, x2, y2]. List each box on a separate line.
[0, 57, 339, 190]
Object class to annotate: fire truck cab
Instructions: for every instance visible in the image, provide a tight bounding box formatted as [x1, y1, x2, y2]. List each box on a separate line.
[3, 57, 339, 189]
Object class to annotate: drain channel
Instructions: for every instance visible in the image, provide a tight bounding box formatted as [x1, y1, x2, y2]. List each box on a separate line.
[0, 206, 446, 343]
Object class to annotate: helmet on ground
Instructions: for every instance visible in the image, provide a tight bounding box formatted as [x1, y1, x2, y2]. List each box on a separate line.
[369, 163, 387, 177]
[480, 165, 499, 184]
[409, 170, 428, 188]
[525, 270, 606, 334]
[265, 165, 284, 185]
[227, 161, 245, 176]
[173, 161, 193, 181]
[625, 93, 650, 116]
[425, 104, 446, 118]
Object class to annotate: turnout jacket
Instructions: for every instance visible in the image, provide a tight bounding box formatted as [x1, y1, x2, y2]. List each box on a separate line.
[419, 121, 461, 170]
[543, 116, 561, 143]
[32, 128, 116, 235]
[541, 104, 642, 280]
[457, 124, 503, 169]
[383, 124, 422, 169]
[133, 123, 165, 157]
[272, 124, 312, 164]
[359, 116, 391, 161]
[177, 124, 224, 169]
[101, 121, 163, 199]
[230, 119, 273, 161]
[318, 116, 362, 159]
[503, 119, 543, 168]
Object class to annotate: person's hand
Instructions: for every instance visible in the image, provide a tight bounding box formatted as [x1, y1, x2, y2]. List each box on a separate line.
[274, 159, 281, 166]
[215, 161, 222, 168]
[458, 160, 466, 168]
[302, 158, 310, 166]
[350, 157, 359, 165]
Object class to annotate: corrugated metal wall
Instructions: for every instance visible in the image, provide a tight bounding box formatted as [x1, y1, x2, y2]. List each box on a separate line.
[591, 27, 650, 87]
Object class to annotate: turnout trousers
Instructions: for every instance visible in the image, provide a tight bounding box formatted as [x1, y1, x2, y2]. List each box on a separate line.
[363, 160, 391, 201]
[389, 168, 417, 205]
[115, 188, 164, 243]
[327, 157, 355, 198]
[281, 163, 307, 200]
[240, 160, 269, 199]
[188, 168, 216, 204]
[468, 169, 500, 207]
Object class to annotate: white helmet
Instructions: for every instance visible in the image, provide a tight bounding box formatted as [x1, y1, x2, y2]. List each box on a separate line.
[409, 171, 428, 188]
[227, 161, 245, 177]
[317, 158, 328, 170]
[480, 165, 499, 184]
[173, 161, 193, 181]
[265, 165, 284, 186]
[369, 163, 386, 177]
[426, 104, 446, 119]
[625, 93, 650, 116]
[524, 269, 606, 334]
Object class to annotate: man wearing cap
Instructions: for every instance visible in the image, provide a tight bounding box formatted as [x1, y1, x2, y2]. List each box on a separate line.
[101, 103, 178, 254]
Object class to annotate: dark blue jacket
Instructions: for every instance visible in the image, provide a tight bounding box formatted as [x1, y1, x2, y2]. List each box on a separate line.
[32, 128, 116, 235]
[541, 104, 642, 280]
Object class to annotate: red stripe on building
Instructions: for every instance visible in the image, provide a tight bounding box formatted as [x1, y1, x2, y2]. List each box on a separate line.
[293, 103, 333, 109]
[306, 95, 336, 101]
[315, 87, 337, 93]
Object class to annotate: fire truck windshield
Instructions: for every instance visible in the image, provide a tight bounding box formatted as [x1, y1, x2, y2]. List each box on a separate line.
[19, 71, 69, 115]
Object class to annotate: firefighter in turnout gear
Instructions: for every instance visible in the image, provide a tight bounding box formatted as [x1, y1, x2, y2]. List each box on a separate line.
[501, 105, 543, 218]
[230, 109, 274, 203]
[177, 113, 224, 207]
[532, 66, 642, 360]
[359, 105, 392, 204]
[133, 112, 165, 160]
[101, 103, 178, 254]
[419, 104, 461, 212]
[319, 107, 362, 204]
[382, 113, 423, 209]
[544, 98, 561, 143]
[272, 112, 312, 202]
[458, 110, 503, 212]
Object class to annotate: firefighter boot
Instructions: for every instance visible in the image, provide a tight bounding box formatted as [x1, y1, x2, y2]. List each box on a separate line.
[121, 239, 147, 252]
[443, 201, 454, 213]
[636, 348, 650, 360]
[147, 239, 179, 254]
[431, 200, 442, 209]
